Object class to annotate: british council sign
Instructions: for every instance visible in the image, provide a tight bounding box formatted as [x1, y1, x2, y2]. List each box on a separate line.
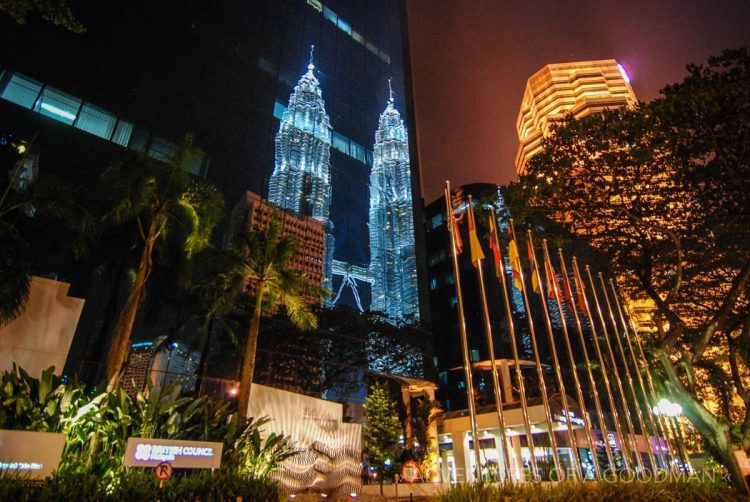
[123, 438, 223, 469]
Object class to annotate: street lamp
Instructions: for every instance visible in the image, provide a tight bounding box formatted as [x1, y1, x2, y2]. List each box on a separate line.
[654, 399, 692, 473]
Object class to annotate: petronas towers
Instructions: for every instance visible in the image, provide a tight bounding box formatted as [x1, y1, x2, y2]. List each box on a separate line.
[268, 52, 335, 295]
[368, 84, 419, 322]
[269, 50, 418, 323]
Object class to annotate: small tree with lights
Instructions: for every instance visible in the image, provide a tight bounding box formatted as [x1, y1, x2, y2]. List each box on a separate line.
[363, 381, 403, 495]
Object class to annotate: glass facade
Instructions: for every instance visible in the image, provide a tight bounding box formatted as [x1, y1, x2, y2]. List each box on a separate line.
[262, 0, 419, 316]
[0, 69, 206, 176]
[0, 0, 427, 383]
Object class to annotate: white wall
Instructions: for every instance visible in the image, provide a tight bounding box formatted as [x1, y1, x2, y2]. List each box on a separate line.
[0, 276, 84, 377]
[248, 383, 362, 493]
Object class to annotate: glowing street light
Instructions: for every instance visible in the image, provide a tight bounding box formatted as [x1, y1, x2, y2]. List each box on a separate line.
[656, 399, 683, 417]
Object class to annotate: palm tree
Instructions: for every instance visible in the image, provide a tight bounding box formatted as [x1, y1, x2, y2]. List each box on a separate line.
[100, 139, 224, 390]
[235, 214, 322, 418]
[0, 139, 33, 325]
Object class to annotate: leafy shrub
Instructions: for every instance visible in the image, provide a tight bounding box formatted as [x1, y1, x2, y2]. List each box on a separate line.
[0, 469, 280, 501]
[0, 366, 297, 495]
[437, 480, 745, 502]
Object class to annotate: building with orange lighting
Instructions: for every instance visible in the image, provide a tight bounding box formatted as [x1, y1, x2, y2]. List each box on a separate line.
[232, 191, 326, 304]
[515, 60, 637, 175]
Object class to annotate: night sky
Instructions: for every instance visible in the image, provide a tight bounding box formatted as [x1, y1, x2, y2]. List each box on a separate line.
[406, 0, 750, 203]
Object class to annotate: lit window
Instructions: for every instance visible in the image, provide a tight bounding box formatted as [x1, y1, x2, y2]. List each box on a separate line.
[75, 103, 117, 140]
[147, 136, 178, 163]
[332, 131, 349, 155]
[0, 73, 42, 108]
[430, 213, 444, 229]
[34, 86, 81, 125]
[322, 6, 337, 23]
[337, 18, 352, 35]
[273, 100, 287, 119]
[470, 349, 480, 362]
[111, 120, 133, 147]
[351, 141, 366, 163]
[430, 278, 439, 290]
[457, 380, 465, 390]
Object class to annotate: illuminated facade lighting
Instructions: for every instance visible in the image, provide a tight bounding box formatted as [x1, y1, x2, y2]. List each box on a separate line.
[515, 59, 637, 175]
[368, 84, 419, 323]
[268, 49, 335, 296]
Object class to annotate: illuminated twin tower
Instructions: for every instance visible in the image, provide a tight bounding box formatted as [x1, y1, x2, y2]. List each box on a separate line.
[268, 49, 419, 322]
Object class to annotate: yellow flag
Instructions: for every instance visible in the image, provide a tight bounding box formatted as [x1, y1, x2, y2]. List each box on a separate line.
[467, 200, 485, 267]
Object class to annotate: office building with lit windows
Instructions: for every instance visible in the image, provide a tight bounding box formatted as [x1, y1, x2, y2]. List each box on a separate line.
[515, 60, 637, 175]
[0, 0, 428, 383]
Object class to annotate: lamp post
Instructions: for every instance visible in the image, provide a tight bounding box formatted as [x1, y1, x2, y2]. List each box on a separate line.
[655, 399, 692, 473]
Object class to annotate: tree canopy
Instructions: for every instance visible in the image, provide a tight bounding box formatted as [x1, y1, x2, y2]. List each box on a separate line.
[512, 48, 750, 492]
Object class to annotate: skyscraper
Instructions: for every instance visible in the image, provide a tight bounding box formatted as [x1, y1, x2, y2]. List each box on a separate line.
[269, 49, 334, 295]
[0, 0, 429, 383]
[368, 82, 419, 322]
[515, 60, 637, 175]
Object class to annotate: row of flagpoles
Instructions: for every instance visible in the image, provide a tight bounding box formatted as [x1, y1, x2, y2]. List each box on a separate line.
[442, 180, 690, 482]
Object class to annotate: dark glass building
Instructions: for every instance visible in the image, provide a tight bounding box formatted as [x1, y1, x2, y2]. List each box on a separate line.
[0, 0, 429, 381]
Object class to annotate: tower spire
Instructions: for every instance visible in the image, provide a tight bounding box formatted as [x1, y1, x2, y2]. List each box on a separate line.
[388, 77, 394, 103]
[308, 44, 315, 71]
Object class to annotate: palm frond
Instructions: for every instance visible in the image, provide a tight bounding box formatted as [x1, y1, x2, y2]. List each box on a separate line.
[0, 222, 32, 325]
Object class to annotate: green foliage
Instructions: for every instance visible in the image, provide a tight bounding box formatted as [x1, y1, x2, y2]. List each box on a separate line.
[0, 366, 297, 496]
[511, 48, 750, 492]
[363, 382, 403, 478]
[0, 469, 280, 501]
[437, 480, 745, 502]
[0, 222, 30, 325]
[235, 212, 325, 416]
[0, 0, 84, 32]
[223, 416, 299, 478]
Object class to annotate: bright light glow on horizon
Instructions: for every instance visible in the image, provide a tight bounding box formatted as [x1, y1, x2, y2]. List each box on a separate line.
[618, 63, 631, 84]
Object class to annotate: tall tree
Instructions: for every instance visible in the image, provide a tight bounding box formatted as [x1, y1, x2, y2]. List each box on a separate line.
[234, 214, 321, 418]
[512, 48, 750, 493]
[363, 381, 403, 495]
[0, 0, 83, 32]
[101, 141, 224, 391]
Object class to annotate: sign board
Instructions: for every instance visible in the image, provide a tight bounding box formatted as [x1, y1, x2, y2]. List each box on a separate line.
[401, 460, 423, 483]
[154, 461, 173, 481]
[123, 438, 223, 469]
[0, 429, 66, 480]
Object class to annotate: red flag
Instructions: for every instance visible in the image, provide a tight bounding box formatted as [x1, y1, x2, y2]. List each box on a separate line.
[561, 268, 575, 308]
[545, 259, 561, 301]
[508, 227, 523, 291]
[573, 266, 589, 316]
[466, 200, 485, 268]
[488, 214, 503, 279]
[526, 239, 541, 295]
[451, 208, 463, 255]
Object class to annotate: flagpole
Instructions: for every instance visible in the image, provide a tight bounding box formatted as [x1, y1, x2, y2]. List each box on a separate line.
[467, 196, 512, 481]
[490, 208, 538, 483]
[529, 234, 582, 481]
[585, 266, 644, 473]
[598, 273, 658, 473]
[509, 220, 563, 480]
[542, 241, 600, 480]
[608, 279, 670, 472]
[558, 249, 613, 476]
[444, 181, 484, 482]
[572, 257, 632, 472]
[617, 294, 681, 473]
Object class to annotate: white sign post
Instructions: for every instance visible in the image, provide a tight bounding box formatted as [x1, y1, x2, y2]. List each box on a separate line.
[123, 438, 223, 469]
[0, 429, 66, 480]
